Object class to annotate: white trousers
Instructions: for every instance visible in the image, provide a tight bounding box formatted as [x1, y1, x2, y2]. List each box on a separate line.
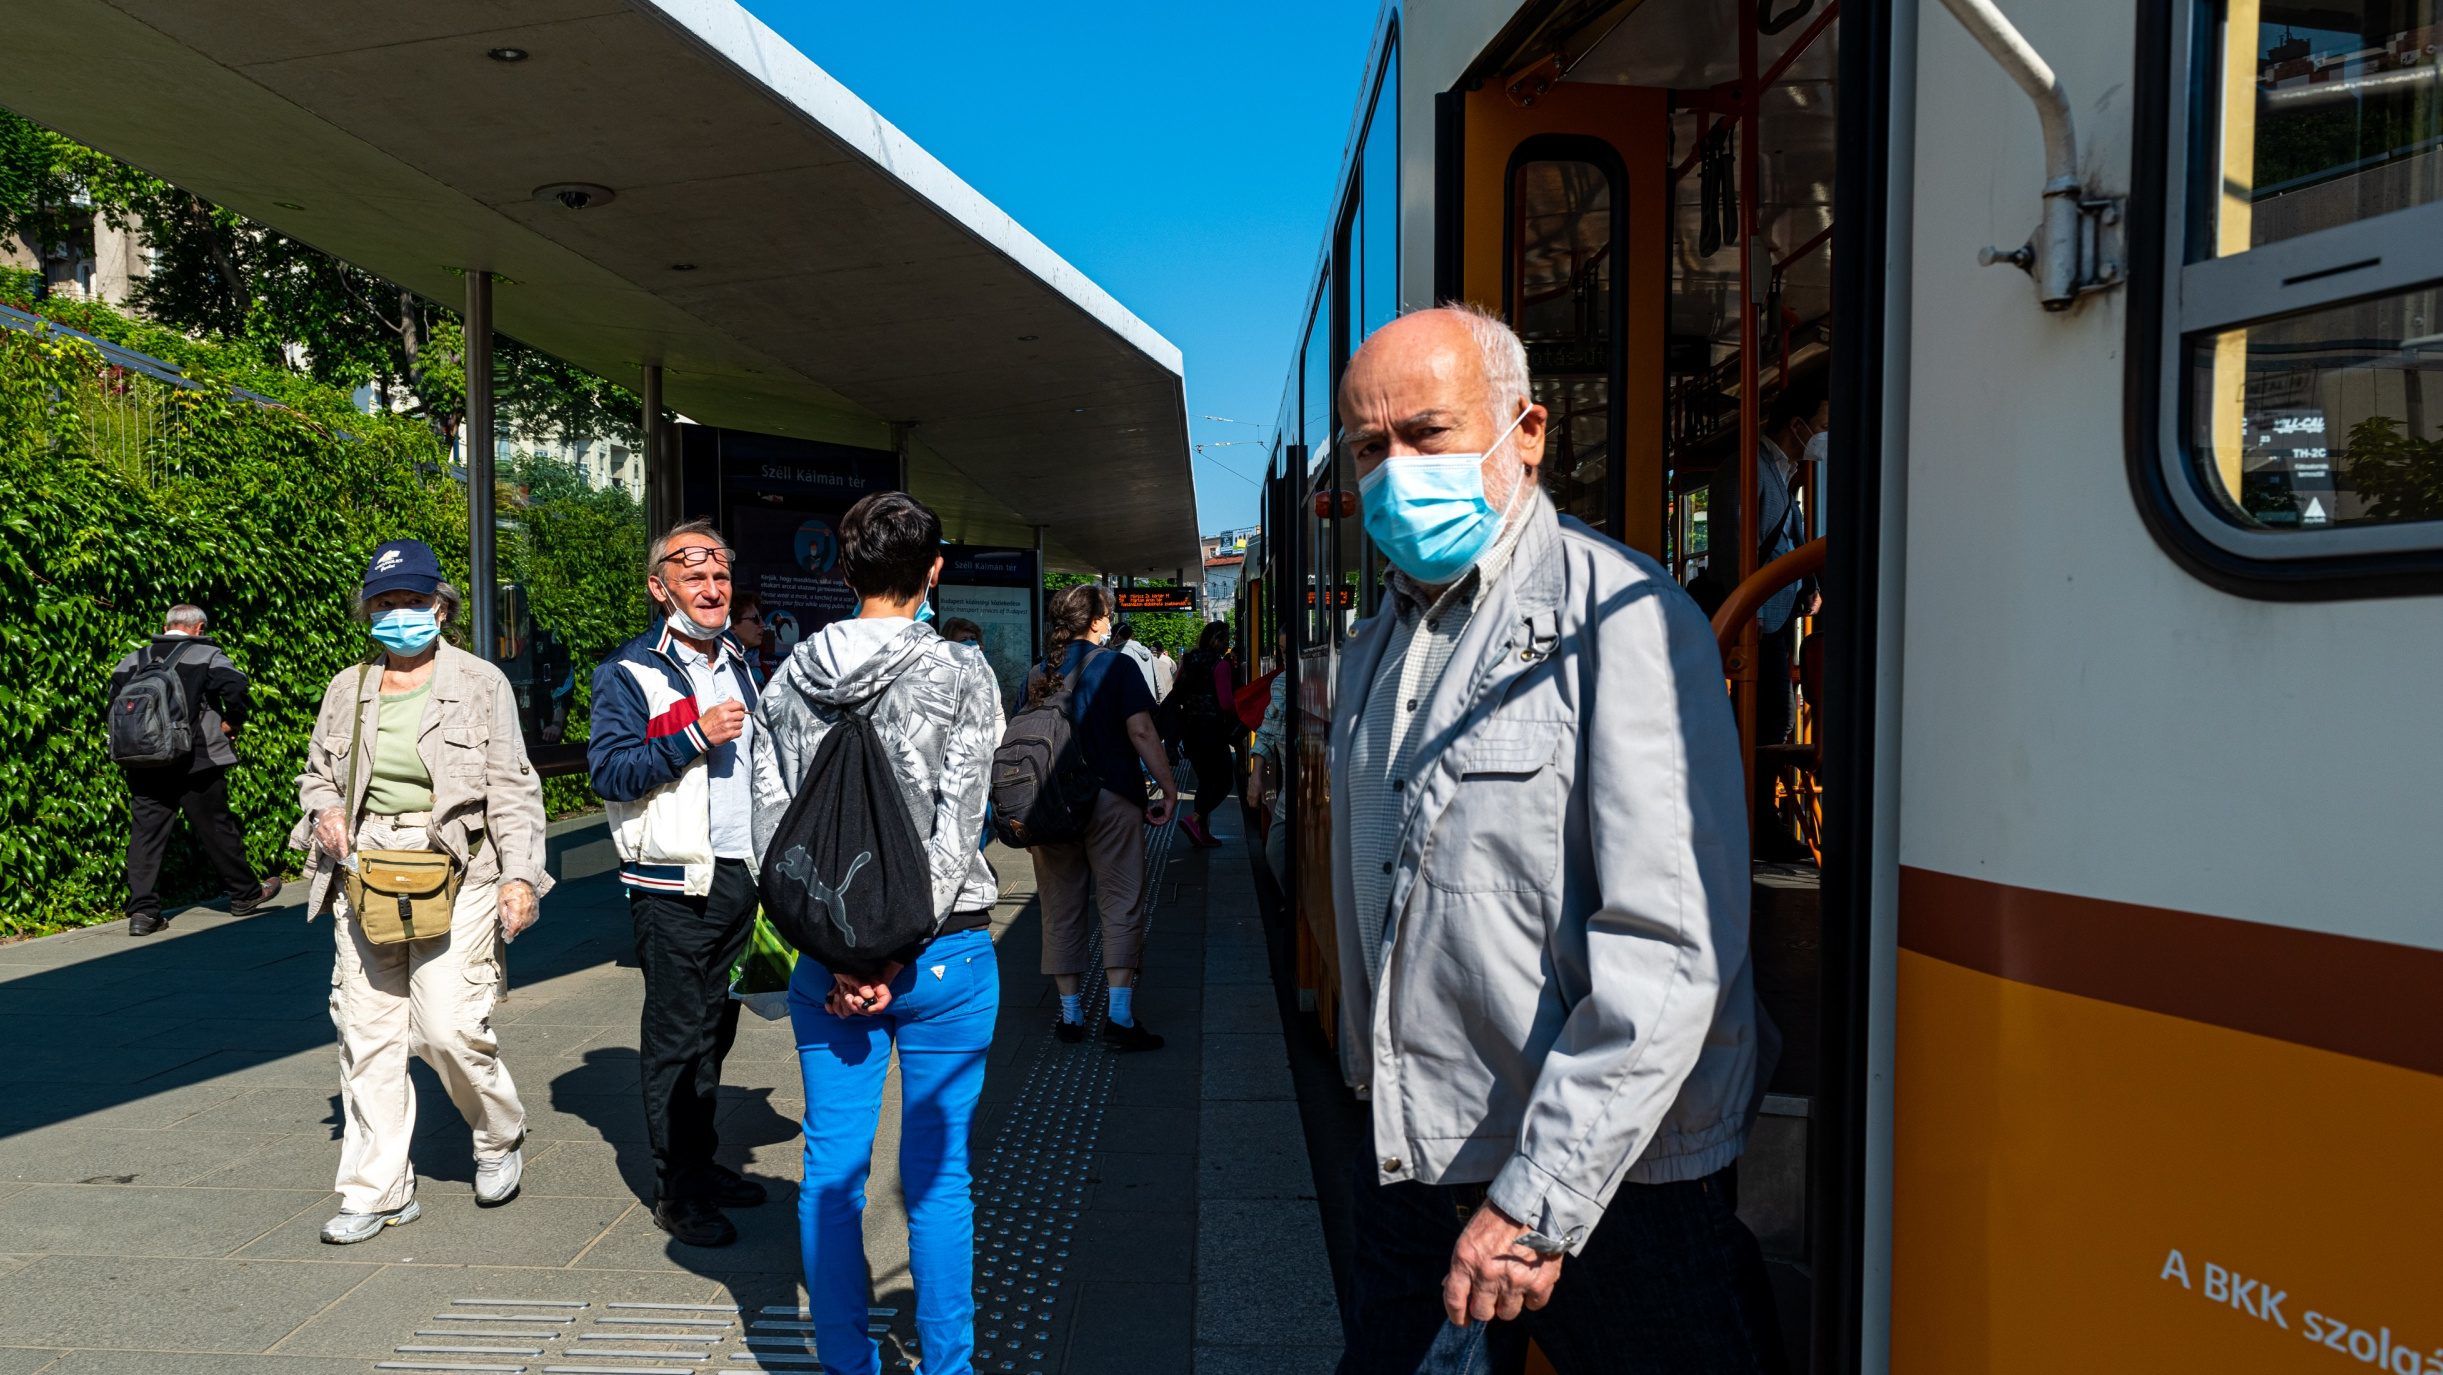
[328, 815, 525, 1213]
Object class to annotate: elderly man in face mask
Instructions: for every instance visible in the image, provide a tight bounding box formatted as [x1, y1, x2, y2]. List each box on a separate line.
[1330, 306, 1784, 1375]
[586, 517, 767, 1249]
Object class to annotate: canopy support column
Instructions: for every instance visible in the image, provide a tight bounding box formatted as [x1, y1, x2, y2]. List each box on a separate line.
[642, 364, 673, 533]
[1033, 524, 1048, 658]
[465, 269, 497, 662]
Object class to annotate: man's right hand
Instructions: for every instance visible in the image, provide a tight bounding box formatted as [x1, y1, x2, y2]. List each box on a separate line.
[699, 699, 748, 747]
[312, 806, 351, 859]
[1145, 791, 1177, 827]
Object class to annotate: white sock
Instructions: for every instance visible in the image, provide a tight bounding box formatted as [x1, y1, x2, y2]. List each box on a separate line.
[1060, 993, 1083, 1025]
[1108, 986, 1135, 1028]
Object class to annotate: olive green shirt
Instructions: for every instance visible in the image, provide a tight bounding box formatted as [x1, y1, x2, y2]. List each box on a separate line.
[362, 683, 434, 816]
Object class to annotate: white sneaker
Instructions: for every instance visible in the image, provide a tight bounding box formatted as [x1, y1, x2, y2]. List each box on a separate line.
[320, 1199, 420, 1244]
[474, 1146, 523, 1207]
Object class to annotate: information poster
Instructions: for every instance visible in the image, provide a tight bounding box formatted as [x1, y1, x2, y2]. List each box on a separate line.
[935, 545, 1039, 708]
[710, 429, 899, 658]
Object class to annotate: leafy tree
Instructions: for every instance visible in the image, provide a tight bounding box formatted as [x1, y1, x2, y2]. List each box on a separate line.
[0, 107, 639, 450]
[2342, 414, 2443, 523]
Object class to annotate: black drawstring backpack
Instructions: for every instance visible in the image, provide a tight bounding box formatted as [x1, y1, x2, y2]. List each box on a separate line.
[758, 709, 933, 979]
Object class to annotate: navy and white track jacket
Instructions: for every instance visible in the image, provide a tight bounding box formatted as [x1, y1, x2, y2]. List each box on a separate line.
[586, 621, 760, 897]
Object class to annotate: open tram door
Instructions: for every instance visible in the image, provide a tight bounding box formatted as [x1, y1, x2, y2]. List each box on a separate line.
[1433, 1, 1865, 1369]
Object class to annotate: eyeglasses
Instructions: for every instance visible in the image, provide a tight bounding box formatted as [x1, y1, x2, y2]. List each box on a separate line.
[658, 546, 733, 572]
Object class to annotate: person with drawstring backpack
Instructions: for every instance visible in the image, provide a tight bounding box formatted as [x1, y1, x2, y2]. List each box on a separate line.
[748, 491, 1006, 1375]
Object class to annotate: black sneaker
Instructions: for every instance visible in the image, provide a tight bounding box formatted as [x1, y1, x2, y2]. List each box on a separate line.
[652, 1197, 737, 1248]
[127, 911, 169, 937]
[1054, 1019, 1085, 1044]
[705, 1163, 766, 1209]
[1102, 1019, 1164, 1053]
[227, 879, 282, 919]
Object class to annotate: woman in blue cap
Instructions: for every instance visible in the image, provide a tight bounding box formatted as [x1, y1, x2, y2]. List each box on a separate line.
[291, 539, 553, 1244]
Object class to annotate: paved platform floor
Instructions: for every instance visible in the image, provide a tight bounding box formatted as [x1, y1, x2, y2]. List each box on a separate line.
[0, 807, 1334, 1375]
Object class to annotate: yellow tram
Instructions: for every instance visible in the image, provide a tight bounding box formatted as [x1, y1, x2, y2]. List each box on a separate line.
[1239, 1, 2443, 1369]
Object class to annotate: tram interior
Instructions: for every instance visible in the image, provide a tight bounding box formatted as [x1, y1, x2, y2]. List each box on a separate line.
[1454, 0, 1843, 1263]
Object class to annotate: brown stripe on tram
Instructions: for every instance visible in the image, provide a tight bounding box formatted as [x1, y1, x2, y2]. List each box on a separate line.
[1898, 867, 2443, 1079]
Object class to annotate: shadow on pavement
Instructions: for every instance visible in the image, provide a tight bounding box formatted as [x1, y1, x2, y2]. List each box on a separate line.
[0, 821, 622, 1141]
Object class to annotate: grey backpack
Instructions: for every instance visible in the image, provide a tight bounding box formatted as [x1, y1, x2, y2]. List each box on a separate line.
[107, 642, 203, 765]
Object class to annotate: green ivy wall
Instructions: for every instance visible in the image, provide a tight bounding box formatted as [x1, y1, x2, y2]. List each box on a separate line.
[0, 297, 643, 937]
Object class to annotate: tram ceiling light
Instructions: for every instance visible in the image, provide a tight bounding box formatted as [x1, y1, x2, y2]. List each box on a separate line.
[1933, 0, 2123, 310]
[532, 181, 615, 211]
[487, 47, 530, 63]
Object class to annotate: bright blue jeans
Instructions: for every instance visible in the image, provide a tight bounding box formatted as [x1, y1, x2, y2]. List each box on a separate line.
[790, 928, 998, 1375]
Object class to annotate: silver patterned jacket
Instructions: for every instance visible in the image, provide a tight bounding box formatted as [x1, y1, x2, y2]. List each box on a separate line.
[1329, 494, 1770, 1256]
[747, 618, 1004, 921]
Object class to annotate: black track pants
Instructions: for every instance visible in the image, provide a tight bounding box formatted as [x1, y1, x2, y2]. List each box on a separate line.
[630, 858, 759, 1202]
[124, 764, 260, 918]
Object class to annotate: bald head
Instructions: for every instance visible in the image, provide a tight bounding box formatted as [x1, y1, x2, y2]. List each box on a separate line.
[1339, 306, 1547, 513]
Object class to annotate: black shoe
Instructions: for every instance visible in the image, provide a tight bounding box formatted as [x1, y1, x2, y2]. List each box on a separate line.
[1054, 1019, 1085, 1044]
[1102, 1019, 1164, 1053]
[127, 912, 169, 937]
[652, 1198, 737, 1248]
[227, 879, 282, 919]
[705, 1163, 766, 1209]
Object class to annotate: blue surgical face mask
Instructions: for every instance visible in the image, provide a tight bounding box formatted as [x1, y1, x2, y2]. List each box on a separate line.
[370, 606, 441, 655]
[917, 599, 935, 624]
[1359, 406, 1533, 585]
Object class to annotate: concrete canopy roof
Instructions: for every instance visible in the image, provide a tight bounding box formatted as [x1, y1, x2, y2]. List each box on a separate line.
[0, 0, 1198, 576]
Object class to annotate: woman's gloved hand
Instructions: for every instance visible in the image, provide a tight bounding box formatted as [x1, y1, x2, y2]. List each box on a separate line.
[312, 806, 352, 859]
[498, 880, 539, 942]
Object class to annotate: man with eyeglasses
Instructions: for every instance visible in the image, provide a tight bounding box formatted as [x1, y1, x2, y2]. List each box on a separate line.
[586, 517, 768, 1248]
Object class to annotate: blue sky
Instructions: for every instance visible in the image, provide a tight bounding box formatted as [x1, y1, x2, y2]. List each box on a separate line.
[742, 0, 1384, 536]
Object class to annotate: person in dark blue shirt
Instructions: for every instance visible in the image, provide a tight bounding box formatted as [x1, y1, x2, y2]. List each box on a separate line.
[1023, 583, 1178, 1051]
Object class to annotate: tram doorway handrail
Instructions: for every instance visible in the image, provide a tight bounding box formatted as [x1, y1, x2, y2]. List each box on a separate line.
[1710, 536, 1827, 671]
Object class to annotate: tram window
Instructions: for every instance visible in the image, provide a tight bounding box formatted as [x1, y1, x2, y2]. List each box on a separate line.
[1356, 53, 1400, 348]
[2186, 288, 2443, 531]
[2203, 2, 2443, 257]
[2138, 0, 2443, 587]
[1302, 301, 1331, 645]
[1510, 154, 1620, 531]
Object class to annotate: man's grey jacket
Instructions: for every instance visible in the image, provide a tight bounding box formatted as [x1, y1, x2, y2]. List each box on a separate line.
[1329, 494, 1769, 1256]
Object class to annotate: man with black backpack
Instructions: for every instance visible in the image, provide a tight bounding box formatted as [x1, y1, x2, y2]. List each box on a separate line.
[106, 605, 280, 936]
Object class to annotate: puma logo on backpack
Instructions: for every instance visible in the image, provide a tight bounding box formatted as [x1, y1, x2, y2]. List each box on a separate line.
[108, 642, 204, 766]
[773, 845, 872, 947]
[989, 649, 1106, 847]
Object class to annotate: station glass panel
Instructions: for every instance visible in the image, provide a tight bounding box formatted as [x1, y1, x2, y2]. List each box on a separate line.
[2206, 2, 2443, 256]
[1512, 157, 1616, 531]
[2186, 287, 2443, 530]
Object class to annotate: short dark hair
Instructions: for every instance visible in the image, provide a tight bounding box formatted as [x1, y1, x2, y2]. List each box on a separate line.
[838, 492, 941, 602]
[1768, 372, 1828, 436]
[939, 616, 983, 645]
[1108, 621, 1135, 647]
[733, 590, 763, 616]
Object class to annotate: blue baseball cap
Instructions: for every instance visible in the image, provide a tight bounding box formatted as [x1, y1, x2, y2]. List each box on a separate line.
[361, 539, 442, 598]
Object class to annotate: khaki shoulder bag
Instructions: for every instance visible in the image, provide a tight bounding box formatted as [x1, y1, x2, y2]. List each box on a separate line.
[339, 663, 463, 944]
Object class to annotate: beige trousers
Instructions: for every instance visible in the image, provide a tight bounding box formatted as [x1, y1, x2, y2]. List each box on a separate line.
[328, 814, 524, 1213]
[1032, 788, 1149, 975]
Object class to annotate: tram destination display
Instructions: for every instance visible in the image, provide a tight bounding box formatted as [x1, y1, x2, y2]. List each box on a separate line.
[1113, 587, 1196, 613]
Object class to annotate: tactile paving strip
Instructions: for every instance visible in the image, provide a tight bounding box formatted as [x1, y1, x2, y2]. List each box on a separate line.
[962, 818, 1178, 1373]
[371, 821, 1180, 1375]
